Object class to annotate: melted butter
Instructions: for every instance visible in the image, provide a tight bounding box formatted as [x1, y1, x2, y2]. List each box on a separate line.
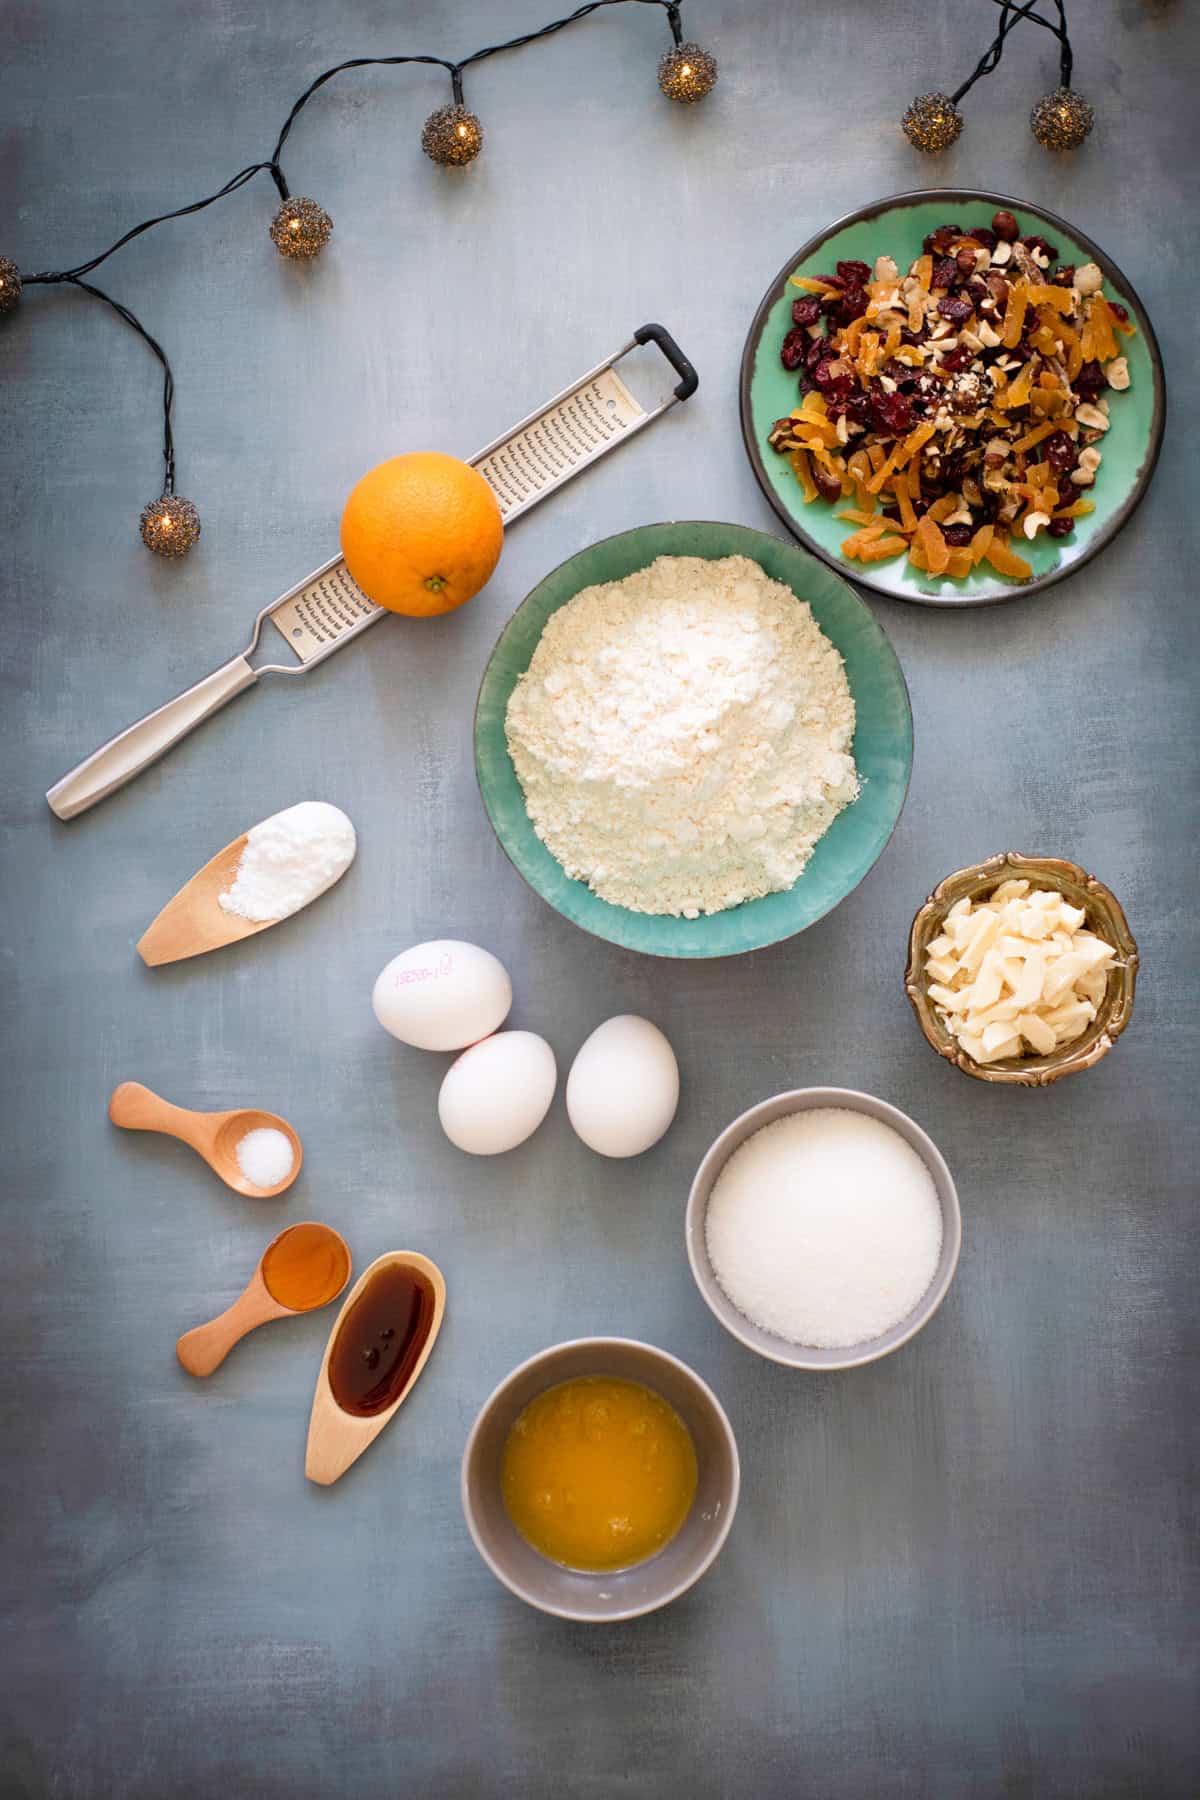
[501, 1376, 698, 1572]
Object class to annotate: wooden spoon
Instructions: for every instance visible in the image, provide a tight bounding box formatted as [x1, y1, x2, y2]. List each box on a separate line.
[177, 1221, 352, 1377]
[137, 830, 276, 967]
[306, 1252, 446, 1487]
[109, 1080, 303, 1198]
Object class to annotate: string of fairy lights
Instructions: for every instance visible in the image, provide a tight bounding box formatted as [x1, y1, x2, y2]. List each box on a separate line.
[0, 0, 1094, 561]
[902, 0, 1093, 154]
[0, 0, 717, 557]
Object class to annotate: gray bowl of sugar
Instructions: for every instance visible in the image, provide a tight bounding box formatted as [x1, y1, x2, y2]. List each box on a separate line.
[686, 1088, 961, 1371]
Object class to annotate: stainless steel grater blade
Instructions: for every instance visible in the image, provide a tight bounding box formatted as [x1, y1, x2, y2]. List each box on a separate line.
[47, 323, 697, 820]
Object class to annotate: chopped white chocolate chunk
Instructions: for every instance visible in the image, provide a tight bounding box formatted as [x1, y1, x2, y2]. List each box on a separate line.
[923, 881, 1118, 1065]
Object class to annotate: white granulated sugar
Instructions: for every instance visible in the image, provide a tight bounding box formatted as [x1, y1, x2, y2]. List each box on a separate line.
[503, 555, 859, 918]
[705, 1108, 943, 1348]
[219, 801, 356, 922]
[234, 1127, 295, 1188]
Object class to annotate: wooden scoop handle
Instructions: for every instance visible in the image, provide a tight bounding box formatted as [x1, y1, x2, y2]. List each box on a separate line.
[176, 1276, 288, 1377]
[109, 1081, 214, 1148]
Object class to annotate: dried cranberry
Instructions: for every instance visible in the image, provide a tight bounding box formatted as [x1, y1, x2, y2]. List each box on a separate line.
[940, 450, 968, 488]
[813, 360, 855, 404]
[820, 291, 847, 321]
[1024, 235, 1059, 262]
[991, 209, 1020, 242]
[805, 337, 828, 372]
[839, 284, 869, 322]
[1044, 431, 1078, 473]
[937, 295, 974, 324]
[1109, 299, 1130, 323]
[870, 386, 914, 435]
[1075, 359, 1108, 401]
[791, 295, 822, 328]
[883, 357, 916, 386]
[1047, 516, 1075, 539]
[843, 390, 874, 427]
[942, 524, 974, 547]
[797, 372, 814, 396]
[812, 272, 845, 289]
[1052, 265, 1076, 288]
[924, 223, 963, 256]
[780, 328, 807, 371]
[940, 345, 973, 372]
[900, 327, 926, 347]
[931, 257, 958, 290]
[970, 226, 998, 252]
[836, 260, 871, 286]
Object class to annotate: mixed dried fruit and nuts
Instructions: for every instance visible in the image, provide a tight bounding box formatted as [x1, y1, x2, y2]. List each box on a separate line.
[768, 211, 1136, 581]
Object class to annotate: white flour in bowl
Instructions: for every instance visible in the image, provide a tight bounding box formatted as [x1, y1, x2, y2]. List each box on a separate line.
[503, 554, 859, 918]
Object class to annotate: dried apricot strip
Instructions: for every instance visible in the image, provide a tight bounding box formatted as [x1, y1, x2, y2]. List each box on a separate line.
[1001, 280, 1030, 349]
[926, 493, 958, 524]
[856, 534, 911, 563]
[915, 515, 951, 575]
[1011, 420, 1059, 455]
[1027, 283, 1074, 314]
[895, 481, 918, 533]
[946, 548, 974, 579]
[1005, 362, 1035, 408]
[985, 535, 1033, 580]
[969, 523, 994, 565]
[791, 276, 842, 296]
[788, 447, 819, 503]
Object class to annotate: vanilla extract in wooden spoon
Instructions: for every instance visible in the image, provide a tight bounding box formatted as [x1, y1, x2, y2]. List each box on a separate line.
[306, 1252, 445, 1485]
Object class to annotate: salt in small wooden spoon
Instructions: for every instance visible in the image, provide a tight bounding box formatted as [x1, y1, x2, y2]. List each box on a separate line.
[177, 1221, 352, 1377]
[109, 1080, 303, 1198]
[306, 1252, 446, 1486]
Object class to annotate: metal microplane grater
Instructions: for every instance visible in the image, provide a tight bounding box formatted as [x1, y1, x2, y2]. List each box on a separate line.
[46, 323, 697, 820]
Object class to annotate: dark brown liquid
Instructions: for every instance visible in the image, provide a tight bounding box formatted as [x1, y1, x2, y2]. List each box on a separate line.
[328, 1262, 436, 1417]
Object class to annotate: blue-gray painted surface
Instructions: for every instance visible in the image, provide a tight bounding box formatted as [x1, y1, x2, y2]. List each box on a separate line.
[1, 2, 1196, 1795]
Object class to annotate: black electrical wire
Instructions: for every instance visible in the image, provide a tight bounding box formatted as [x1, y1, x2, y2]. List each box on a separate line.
[12, 0, 685, 504]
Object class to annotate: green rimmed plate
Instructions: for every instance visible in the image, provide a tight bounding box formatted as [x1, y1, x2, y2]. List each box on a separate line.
[474, 521, 912, 958]
[740, 188, 1165, 607]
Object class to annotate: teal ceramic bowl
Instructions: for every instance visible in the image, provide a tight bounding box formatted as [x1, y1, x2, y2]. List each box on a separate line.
[474, 521, 912, 958]
[741, 189, 1165, 607]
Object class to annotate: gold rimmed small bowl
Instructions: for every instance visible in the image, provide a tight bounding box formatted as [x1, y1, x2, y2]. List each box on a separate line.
[905, 853, 1139, 1086]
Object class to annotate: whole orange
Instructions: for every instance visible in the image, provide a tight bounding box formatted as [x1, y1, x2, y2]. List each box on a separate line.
[340, 451, 504, 617]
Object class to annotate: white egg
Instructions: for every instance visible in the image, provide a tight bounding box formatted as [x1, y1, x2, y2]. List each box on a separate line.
[438, 1031, 557, 1156]
[566, 1015, 679, 1158]
[372, 940, 512, 1051]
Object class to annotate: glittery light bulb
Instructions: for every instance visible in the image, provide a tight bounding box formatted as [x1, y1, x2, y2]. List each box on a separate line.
[0, 257, 21, 316]
[269, 198, 333, 258]
[422, 105, 484, 165]
[139, 494, 201, 557]
[901, 92, 965, 153]
[657, 42, 718, 103]
[1030, 86, 1094, 151]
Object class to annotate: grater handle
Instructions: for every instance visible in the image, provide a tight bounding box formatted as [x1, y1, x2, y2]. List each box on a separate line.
[634, 322, 699, 401]
[46, 655, 258, 820]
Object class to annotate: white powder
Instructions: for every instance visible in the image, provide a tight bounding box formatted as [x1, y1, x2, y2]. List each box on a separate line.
[219, 801, 356, 922]
[503, 554, 859, 918]
[705, 1109, 943, 1348]
[234, 1127, 295, 1188]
